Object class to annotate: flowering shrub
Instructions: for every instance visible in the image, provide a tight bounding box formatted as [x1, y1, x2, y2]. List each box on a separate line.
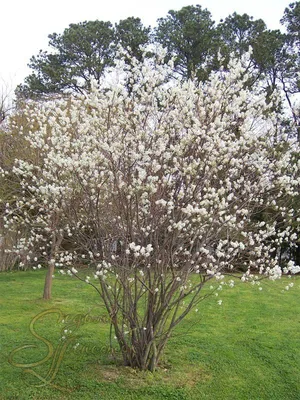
[1, 50, 299, 370]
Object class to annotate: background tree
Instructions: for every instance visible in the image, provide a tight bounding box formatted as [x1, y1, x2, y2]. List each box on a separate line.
[0, 79, 18, 271]
[216, 13, 267, 89]
[17, 20, 115, 98]
[281, 1, 300, 50]
[252, 30, 288, 93]
[251, 28, 300, 140]
[17, 3, 300, 100]
[218, 13, 266, 60]
[0, 105, 40, 271]
[154, 5, 218, 80]
[217, 11, 300, 141]
[280, 2, 300, 141]
[115, 17, 151, 61]
[17, 18, 152, 99]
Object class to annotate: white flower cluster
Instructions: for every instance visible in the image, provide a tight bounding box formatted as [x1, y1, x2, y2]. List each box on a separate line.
[126, 243, 154, 258]
[1, 47, 299, 282]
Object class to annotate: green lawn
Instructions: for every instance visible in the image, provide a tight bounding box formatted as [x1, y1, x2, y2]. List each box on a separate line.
[0, 269, 299, 400]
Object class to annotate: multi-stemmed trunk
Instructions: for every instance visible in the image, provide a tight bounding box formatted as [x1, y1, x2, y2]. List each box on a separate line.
[112, 323, 170, 371]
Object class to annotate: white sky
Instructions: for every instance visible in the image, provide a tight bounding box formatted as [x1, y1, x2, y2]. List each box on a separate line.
[1, 0, 290, 92]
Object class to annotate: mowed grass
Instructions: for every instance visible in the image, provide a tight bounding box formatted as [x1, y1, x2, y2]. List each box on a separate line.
[0, 269, 299, 400]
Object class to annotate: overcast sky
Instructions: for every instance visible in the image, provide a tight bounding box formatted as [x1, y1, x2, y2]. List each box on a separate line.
[1, 0, 290, 92]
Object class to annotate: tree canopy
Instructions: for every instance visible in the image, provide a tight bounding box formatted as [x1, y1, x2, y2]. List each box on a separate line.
[16, 2, 300, 124]
[17, 18, 151, 98]
[154, 5, 218, 80]
[218, 12, 266, 60]
[281, 1, 300, 49]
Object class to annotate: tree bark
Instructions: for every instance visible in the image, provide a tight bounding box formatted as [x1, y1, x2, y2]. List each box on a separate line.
[43, 260, 55, 300]
[43, 231, 63, 300]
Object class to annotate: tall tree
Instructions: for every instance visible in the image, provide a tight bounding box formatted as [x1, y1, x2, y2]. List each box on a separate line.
[17, 17, 153, 99]
[281, 1, 300, 50]
[218, 12, 299, 142]
[280, 2, 300, 139]
[252, 29, 299, 108]
[154, 5, 218, 80]
[252, 30, 287, 89]
[115, 17, 151, 61]
[17, 20, 116, 98]
[217, 12, 267, 80]
[17, 18, 151, 99]
[218, 12, 266, 59]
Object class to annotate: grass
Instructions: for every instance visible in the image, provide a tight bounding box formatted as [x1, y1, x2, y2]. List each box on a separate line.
[0, 269, 299, 399]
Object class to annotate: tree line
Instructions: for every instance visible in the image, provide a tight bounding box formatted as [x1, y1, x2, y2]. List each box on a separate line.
[16, 3, 300, 103]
